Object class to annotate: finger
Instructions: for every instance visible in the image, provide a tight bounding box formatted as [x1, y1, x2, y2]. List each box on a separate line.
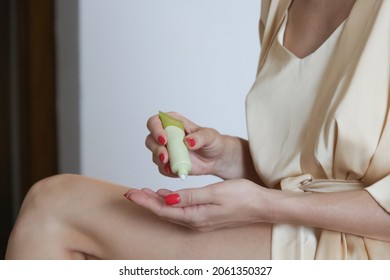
[145, 134, 168, 162]
[146, 134, 169, 168]
[156, 189, 174, 197]
[146, 114, 167, 145]
[141, 188, 164, 199]
[156, 112, 201, 135]
[124, 189, 165, 209]
[126, 189, 189, 223]
[166, 185, 218, 207]
[168, 112, 200, 134]
[156, 162, 177, 178]
[184, 127, 219, 151]
[125, 189, 214, 230]
[146, 134, 172, 177]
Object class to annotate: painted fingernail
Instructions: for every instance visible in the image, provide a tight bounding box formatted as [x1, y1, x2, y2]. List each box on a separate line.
[159, 153, 165, 163]
[158, 136, 166, 145]
[165, 194, 180, 205]
[164, 164, 171, 174]
[123, 191, 132, 201]
[186, 137, 196, 147]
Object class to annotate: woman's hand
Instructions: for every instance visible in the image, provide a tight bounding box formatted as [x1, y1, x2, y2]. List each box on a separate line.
[124, 179, 273, 231]
[145, 112, 237, 179]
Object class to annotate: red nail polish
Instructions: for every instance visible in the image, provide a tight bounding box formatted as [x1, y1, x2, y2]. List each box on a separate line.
[186, 137, 196, 147]
[159, 153, 165, 162]
[165, 194, 180, 205]
[123, 191, 132, 201]
[158, 136, 166, 145]
[164, 164, 171, 174]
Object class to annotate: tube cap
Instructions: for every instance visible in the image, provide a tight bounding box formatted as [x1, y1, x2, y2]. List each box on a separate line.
[178, 167, 188, 181]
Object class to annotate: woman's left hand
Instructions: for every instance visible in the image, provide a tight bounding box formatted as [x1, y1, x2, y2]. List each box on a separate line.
[124, 179, 272, 231]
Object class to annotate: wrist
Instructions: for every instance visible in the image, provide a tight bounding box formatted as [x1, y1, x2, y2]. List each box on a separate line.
[250, 187, 291, 224]
[263, 189, 311, 224]
[212, 135, 243, 179]
[215, 136, 264, 184]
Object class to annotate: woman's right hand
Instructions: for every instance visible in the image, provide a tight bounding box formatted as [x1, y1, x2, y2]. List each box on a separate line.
[145, 112, 235, 179]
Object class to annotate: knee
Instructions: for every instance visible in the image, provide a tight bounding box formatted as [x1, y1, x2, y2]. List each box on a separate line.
[9, 174, 78, 240]
[21, 174, 78, 214]
[6, 174, 85, 259]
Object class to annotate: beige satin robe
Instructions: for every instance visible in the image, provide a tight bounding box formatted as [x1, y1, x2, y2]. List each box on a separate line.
[246, 0, 390, 259]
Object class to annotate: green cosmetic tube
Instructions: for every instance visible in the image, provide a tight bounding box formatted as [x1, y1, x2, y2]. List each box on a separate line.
[159, 111, 192, 180]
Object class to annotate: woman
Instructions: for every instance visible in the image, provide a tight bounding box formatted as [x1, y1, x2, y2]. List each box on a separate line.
[6, 0, 390, 259]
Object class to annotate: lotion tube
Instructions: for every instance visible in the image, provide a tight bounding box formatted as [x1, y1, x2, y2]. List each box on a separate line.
[159, 111, 192, 180]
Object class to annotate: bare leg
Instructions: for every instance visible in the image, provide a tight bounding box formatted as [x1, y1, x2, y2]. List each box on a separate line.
[6, 174, 271, 259]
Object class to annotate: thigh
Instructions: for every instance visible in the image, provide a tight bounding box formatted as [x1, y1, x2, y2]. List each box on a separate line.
[42, 174, 272, 259]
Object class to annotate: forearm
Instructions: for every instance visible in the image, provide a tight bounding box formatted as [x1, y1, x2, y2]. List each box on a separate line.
[215, 136, 264, 184]
[267, 189, 390, 242]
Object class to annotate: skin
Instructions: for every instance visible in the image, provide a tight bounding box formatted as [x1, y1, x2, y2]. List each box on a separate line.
[284, 0, 357, 58]
[6, 0, 390, 259]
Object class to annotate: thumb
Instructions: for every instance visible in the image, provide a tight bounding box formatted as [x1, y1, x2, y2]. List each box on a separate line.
[185, 127, 220, 150]
[164, 186, 215, 207]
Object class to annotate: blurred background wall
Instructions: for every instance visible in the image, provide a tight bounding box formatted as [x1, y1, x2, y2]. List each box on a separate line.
[57, 0, 261, 190]
[1, 0, 261, 258]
